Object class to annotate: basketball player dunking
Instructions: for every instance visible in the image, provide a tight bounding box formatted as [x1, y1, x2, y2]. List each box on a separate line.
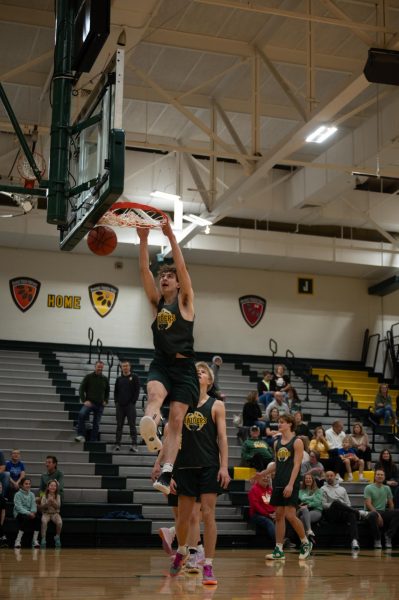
[137, 220, 199, 494]
[256, 413, 313, 560]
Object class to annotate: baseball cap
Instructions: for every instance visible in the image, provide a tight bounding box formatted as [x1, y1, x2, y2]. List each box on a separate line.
[250, 425, 260, 432]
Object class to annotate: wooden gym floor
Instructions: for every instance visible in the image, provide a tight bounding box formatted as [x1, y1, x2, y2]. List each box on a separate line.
[0, 548, 398, 600]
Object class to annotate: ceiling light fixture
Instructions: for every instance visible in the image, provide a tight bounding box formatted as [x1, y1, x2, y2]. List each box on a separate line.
[183, 214, 212, 226]
[305, 125, 337, 144]
[150, 191, 181, 201]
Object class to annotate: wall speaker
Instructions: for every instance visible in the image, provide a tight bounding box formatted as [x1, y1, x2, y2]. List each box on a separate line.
[363, 48, 399, 86]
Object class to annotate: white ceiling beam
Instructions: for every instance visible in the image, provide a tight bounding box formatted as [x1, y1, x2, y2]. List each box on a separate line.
[126, 63, 254, 173]
[176, 58, 248, 101]
[180, 142, 212, 211]
[213, 100, 248, 158]
[194, 0, 391, 33]
[173, 73, 371, 248]
[145, 30, 363, 74]
[256, 46, 307, 122]
[342, 196, 399, 249]
[320, 0, 374, 46]
[0, 51, 52, 82]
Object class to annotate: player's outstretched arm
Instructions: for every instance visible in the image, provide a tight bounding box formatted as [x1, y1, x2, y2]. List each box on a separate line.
[137, 227, 160, 311]
[161, 220, 193, 305]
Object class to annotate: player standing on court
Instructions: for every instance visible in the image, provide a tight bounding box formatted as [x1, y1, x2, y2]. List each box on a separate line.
[137, 220, 199, 493]
[256, 413, 313, 560]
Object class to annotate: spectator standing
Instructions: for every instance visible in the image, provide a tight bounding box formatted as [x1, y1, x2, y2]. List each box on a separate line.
[39, 456, 64, 500]
[114, 360, 140, 453]
[5, 449, 25, 498]
[75, 360, 110, 442]
[363, 468, 399, 549]
[374, 384, 396, 425]
[241, 426, 273, 471]
[0, 449, 10, 499]
[13, 478, 41, 548]
[248, 472, 276, 544]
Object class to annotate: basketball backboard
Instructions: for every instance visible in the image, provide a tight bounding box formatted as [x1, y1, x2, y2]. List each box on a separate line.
[59, 49, 125, 251]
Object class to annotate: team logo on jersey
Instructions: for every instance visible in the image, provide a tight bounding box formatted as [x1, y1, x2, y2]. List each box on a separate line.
[239, 295, 266, 328]
[89, 284, 118, 318]
[276, 446, 291, 462]
[184, 411, 207, 432]
[9, 277, 41, 312]
[157, 308, 176, 330]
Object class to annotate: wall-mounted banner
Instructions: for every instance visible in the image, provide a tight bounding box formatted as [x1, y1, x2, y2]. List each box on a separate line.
[89, 283, 119, 318]
[239, 295, 266, 328]
[9, 277, 41, 313]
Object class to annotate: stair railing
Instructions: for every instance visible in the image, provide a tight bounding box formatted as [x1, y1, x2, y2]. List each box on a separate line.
[87, 327, 94, 363]
[323, 374, 334, 417]
[342, 388, 354, 432]
[269, 338, 278, 371]
[285, 349, 295, 381]
[96, 338, 103, 362]
[302, 364, 312, 402]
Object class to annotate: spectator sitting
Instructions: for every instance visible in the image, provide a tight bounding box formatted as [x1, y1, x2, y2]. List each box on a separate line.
[301, 450, 325, 485]
[351, 422, 372, 470]
[338, 436, 368, 482]
[241, 426, 273, 472]
[265, 392, 289, 420]
[75, 360, 110, 443]
[242, 391, 267, 433]
[285, 385, 301, 414]
[363, 468, 399, 549]
[321, 470, 364, 550]
[40, 480, 62, 549]
[14, 477, 41, 549]
[325, 420, 346, 479]
[272, 364, 290, 392]
[309, 426, 330, 470]
[5, 449, 25, 499]
[38, 456, 64, 500]
[293, 411, 311, 440]
[257, 370, 276, 409]
[374, 449, 399, 508]
[248, 472, 276, 544]
[297, 473, 323, 544]
[0, 481, 7, 547]
[0, 449, 10, 499]
[264, 407, 281, 447]
[374, 383, 397, 425]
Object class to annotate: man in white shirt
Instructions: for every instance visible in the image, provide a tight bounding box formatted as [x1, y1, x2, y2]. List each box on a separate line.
[325, 420, 346, 477]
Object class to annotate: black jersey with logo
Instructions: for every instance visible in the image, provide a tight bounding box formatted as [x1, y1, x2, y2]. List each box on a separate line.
[151, 297, 195, 358]
[175, 396, 220, 469]
[274, 435, 300, 488]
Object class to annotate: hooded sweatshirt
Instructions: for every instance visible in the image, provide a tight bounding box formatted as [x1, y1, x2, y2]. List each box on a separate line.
[321, 480, 351, 509]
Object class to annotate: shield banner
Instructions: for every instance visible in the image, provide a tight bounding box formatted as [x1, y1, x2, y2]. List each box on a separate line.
[9, 277, 41, 312]
[239, 295, 266, 328]
[89, 283, 119, 318]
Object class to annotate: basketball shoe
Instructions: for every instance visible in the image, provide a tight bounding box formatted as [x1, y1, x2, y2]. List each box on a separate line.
[265, 547, 286, 560]
[202, 565, 218, 585]
[170, 551, 186, 577]
[298, 540, 313, 560]
[139, 416, 162, 452]
[159, 527, 175, 556]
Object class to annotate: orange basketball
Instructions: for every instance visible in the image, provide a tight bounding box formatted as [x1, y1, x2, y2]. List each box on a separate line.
[87, 225, 117, 256]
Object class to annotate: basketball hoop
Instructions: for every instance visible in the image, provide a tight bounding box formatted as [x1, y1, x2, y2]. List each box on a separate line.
[17, 152, 46, 189]
[99, 202, 169, 229]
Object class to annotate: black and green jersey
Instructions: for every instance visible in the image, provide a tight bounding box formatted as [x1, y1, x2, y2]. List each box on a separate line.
[151, 297, 195, 359]
[175, 396, 219, 469]
[273, 435, 300, 488]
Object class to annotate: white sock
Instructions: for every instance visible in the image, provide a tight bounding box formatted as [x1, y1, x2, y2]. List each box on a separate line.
[33, 531, 39, 542]
[169, 526, 175, 537]
[162, 463, 173, 473]
[204, 558, 213, 566]
[276, 543, 283, 551]
[177, 545, 187, 556]
[15, 531, 23, 544]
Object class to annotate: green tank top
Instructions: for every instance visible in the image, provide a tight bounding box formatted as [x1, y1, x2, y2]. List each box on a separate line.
[175, 396, 220, 468]
[274, 435, 300, 488]
[151, 297, 195, 358]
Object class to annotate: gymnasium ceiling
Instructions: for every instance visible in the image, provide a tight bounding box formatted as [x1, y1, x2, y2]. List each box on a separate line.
[2, 0, 399, 281]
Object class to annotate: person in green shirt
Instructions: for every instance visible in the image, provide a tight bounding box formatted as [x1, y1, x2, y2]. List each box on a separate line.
[363, 468, 399, 549]
[297, 473, 323, 544]
[241, 426, 273, 471]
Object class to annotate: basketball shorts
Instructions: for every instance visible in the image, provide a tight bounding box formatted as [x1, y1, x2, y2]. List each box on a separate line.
[167, 491, 201, 507]
[270, 483, 300, 507]
[174, 466, 223, 497]
[147, 356, 199, 408]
